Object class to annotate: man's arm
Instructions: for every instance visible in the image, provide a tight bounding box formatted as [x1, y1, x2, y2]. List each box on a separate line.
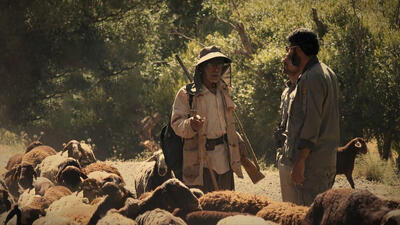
[291, 71, 326, 184]
[170, 87, 197, 138]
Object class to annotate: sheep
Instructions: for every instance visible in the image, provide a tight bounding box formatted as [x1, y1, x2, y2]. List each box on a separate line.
[35, 153, 71, 183]
[82, 171, 125, 202]
[82, 161, 125, 184]
[5, 153, 23, 170]
[380, 209, 400, 225]
[302, 188, 400, 225]
[198, 190, 270, 215]
[55, 159, 87, 192]
[87, 182, 135, 225]
[97, 210, 138, 225]
[217, 215, 277, 225]
[134, 149, 174, 198]
[0, 187, 13, 214]
[336, 137, 368, 188]
[33, 177, 55, 196]
[135, 208, 187, 225]
[175, 210, 244, 225]
[40, 194, 97, 225]
[62, 140, 96, 167]
[5, 186, 72, 225]
[17, 145, 57, 190]
[256, 201, 308, 225]
[117, 178, 201, 220]
[25, 141, 43, 154]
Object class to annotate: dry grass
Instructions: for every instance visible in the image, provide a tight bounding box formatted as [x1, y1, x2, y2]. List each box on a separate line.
[353, 140, 400, 186]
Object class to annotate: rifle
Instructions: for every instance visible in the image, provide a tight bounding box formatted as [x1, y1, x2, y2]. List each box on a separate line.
[175, 54, 265, 184]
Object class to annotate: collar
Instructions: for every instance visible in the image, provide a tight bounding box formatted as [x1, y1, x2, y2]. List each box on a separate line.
[302, 55, 319, 74]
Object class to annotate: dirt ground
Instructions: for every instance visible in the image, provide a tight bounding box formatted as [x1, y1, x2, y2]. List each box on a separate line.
[2, 146, 400, 203]
[105, 159, 400, 202]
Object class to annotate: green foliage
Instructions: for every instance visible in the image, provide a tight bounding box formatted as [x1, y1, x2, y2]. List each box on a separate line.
[1, 0, 400, 164]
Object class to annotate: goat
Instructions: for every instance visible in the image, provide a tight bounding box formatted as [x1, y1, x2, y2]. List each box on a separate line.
[336, 137, 368, 188]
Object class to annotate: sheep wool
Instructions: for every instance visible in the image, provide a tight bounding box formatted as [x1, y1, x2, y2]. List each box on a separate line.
[199, 190, 270, 215]
[256, 201, 308, 225]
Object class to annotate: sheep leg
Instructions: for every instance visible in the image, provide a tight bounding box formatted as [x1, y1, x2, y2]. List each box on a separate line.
[345, 173, 355, 189]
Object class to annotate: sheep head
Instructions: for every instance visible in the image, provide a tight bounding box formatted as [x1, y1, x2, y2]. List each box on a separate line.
[18, 164, 37, 190]
[25, 141, 43, 153]
[381, 209, 400, 225]
[56, 165, 87, 192]
[63, 140, 96, 167]
[0, 188, 12, 214]
[145, 178, 201, 212]
[147, 150, 168, 177]
[354, 138, 368, 154]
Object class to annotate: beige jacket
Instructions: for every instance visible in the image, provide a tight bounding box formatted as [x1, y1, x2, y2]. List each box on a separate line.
[171, 81, 243, 186]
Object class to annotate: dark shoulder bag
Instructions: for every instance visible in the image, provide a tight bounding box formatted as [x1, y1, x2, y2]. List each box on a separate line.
[160, 84, 194, 180]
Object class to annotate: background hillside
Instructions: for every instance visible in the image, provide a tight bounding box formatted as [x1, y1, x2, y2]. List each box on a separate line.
[1, 0, 399, 171]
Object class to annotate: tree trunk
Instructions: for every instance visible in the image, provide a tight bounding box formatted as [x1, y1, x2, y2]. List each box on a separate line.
[381, 131, 393, 160]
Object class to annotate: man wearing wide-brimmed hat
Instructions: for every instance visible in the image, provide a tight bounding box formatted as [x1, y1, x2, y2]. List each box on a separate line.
[171, 46, 243, 193]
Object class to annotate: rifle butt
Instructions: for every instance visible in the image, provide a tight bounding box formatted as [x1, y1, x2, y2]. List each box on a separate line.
[241, 157, 265, 184]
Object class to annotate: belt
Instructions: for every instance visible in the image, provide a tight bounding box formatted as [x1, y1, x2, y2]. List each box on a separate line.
[206, 134, 227, 151]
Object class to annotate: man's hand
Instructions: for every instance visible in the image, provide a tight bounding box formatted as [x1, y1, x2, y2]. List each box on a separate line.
[291, 148, 310, 185]
[291, 159, 306, 185]
[190, 115, 205, 132]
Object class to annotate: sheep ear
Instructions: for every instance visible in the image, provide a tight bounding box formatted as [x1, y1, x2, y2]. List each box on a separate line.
[5, 205, 20, 225]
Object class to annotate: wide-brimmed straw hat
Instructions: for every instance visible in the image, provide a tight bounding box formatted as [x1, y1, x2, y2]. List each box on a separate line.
[196, 45, 232, 68]
[191, 46, 232, 94]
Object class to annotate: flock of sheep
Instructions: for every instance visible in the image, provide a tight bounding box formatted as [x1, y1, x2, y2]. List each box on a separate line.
[0, 138, 400, 225]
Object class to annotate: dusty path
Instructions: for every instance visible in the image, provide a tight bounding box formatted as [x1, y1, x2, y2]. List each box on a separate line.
[107, 160, 400, 202]
[2, 147, 399, 202]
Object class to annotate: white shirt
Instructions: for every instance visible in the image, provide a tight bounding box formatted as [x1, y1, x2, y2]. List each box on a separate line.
[202, 85, 230, 174]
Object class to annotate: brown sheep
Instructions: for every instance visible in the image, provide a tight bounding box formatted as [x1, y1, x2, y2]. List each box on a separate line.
[256, 201, 308, 225]
[336, 137, 368, 188]
[5, 153, 23, 170]
[302, 188, 400, 225]
[62, 140, 96, 167]
[5, 186, 72, 225]
[82, 171, 125, 202]
[88, 182, 135, 225]
[177, 210, 244, 225]
[83, 161, 124, 183]
[25, 141, 43, 154]
[0, 187, 13, 214]
[55, 159, 87, 192]
[117, 178, 201, 220]
[198, 190, 270, 215]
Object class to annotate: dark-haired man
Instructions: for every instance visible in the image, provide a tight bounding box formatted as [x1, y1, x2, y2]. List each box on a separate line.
[276, 28, 340, 206]
[171, 46, 243, 193]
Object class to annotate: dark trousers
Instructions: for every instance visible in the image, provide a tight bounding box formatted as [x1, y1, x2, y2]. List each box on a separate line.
[191, 168, 234, 194]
